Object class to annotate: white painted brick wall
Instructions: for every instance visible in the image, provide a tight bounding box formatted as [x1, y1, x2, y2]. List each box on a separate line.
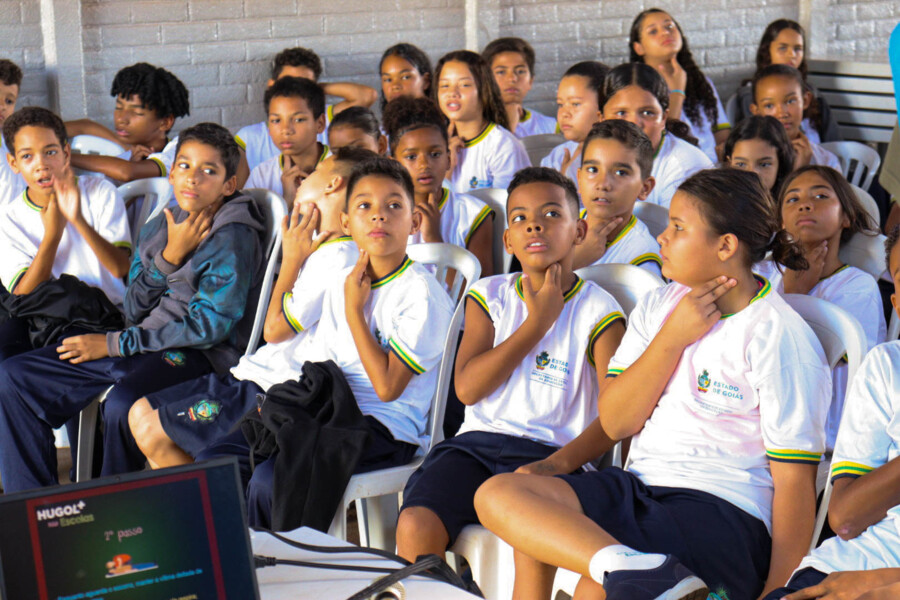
[825, 0, 898, 61]
[79, 0, 466, 133]
[0, 0, 50, 108]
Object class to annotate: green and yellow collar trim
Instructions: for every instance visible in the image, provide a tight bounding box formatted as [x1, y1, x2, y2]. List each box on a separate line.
[438, 187, 450, 211]
[607, 215, 637, 248]
[371, 256, 413, 289]
[318, 235, 353, 249]
[23, 189, 41, 212]
[720, 275, 772, 319]
[515, 274, 584, 303]
[279, 144, 330, 171]
[653, 131, 667, 159]
[464, 123, 495, 148]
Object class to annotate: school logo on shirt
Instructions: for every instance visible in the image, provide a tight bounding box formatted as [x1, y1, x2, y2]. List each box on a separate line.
[374, 327, 390, 351]
[185, 399, 220, 423]
[697, 369, 710, 392]
[530, 351, 570, 389]
[469, 175, 494, 189]
[162, 350, 186, 367]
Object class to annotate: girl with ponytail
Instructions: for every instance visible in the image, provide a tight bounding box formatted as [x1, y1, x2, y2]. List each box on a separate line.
[476, 168, 831, 600]
[602, 62, 712, 208]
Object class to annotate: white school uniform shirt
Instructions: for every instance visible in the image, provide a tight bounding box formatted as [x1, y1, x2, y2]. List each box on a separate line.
[457, 273, 625, 449]
[682, 76, 730, 163]
[797, 341, 900, 574]
[0, 134, 25, 207]
[755, 261, 886, 451]
[577, 211, 663, 278]
[408, 187, 494, 251]
[307, 258, 454, 449]
[244, 146, 330, 199]
[646, 131, 713, 209]
[450, 123, 531, 195]
[514, 108, 558, 138]
[230, 236, 359, 391]
[141, 137, 179, 177]
[610, 278, 830, 532]
[236, 105, 334, 172]
[540, 140, 580, 188]
[0, 177, 132, 304]
[809, 139, 841, 171]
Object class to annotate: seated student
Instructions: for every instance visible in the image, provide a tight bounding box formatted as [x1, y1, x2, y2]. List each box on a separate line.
[723, 115, 796, 198]
[476, 169, 831, 600]
[433, 50, 530, 194]
[0, 123, 266, 491]
[236, 47, 378, 172]
[327, 106, 387, 154]
[245, 77, 329, 206]
[760, 228, 900, 600]
[382, 96, 494, 277]
[751, 64, 841, 171]
[602, 63, 713, 208]
[541, 61, 608, 186]
[482, 37, 557, 138]
[197, 157, 455, 529]
[0, 107, 131, 360]
[572, 120, 661, 277]
[395, 166, 627, 562]
[0, 58, 25, 202]
[629, 8, 731, 162]
[127, 147, 374, 471]
[755, 166, 886, 457]
[65, 63, 190, 183]
[733, 20, 841, 145]
[379, 43, 432, 109]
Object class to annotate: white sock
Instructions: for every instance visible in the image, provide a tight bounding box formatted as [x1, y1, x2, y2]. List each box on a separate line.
[588, 545, 667, 583]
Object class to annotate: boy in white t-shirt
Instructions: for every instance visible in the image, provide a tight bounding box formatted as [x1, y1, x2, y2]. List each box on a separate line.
[0, 107, 131, 357]
[761, 227, 900, 599]
[482, 37, 557, 139]
[0, 59, 25, 204]
[574, 120, 662, 277]
[65, 63, 189, 183]
[126, 147, 376, 473]
[396, 166, 626, 562]
[235, 47, 377, 172]
[244, 77, 330, 206]
[196, 156, 455, 529]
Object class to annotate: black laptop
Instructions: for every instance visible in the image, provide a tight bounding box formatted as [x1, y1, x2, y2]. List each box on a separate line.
[0, 458, 260, 600]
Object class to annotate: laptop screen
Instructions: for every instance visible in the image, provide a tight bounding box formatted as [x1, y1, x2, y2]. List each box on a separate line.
[0, 458, 259, 600]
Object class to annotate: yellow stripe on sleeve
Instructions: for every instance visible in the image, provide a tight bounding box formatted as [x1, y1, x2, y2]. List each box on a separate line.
[765, 449, 822, 464]
[606, 367, 625, 378]
[149, 156, 167, 176]
[466, 289, 491, 319]
[587, 312, 626, 366]
[389, 338, 426, 375]
[464, 206, 495, 246]
[234, 135, 247, 150]
[631, 253, 662, 267]
[281, 292, 304, 334]
[831, 461, 875, 480]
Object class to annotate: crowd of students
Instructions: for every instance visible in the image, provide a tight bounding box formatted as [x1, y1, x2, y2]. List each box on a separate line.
[0, 7, 898, 600]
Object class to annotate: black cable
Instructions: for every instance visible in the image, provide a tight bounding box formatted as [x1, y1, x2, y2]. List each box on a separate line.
[262, 529, 411, 564]
[345, 555, 442, 600]
[254, 554, 400, 575]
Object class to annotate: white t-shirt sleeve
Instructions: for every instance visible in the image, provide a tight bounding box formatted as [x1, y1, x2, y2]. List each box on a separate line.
[147, 138, 178, 176]
[0, 218, 34, 291]
[388, 277, 453, 375]
[245, 164, 265, 191]
[489, 132, 531, 191]
[85, 177, 132, 252]
[830, 344, 898, 482]
[606, 286, 673, 376]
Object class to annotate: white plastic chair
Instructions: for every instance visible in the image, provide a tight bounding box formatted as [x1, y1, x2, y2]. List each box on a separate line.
[468, 187, 511, 274]
[116, 177, 174, 244]
[633, 201, 669, 239]
[521, 133, 566, 168]
[839, 231, 888, 280]
[70, 134, 125, 157]
[327, 243, 481, 550]
[453, 265, 663, 600]
[75, 188, 287, 483]
[821, 141, 882, 191]
[851, 183, 880, 227]
[783, 294, 869, 551]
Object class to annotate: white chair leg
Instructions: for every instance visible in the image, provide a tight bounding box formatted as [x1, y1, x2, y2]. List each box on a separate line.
[451, 526, 515, 600]
[327, 500, 348, 541]
[75, 399, 99, 482]
[357, 495, 399, 551]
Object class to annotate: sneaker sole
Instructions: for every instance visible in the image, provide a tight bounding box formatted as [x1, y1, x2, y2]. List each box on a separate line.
[653, 576, 709, 600]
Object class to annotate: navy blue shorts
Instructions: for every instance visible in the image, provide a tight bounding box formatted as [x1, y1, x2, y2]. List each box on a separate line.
[146, 373, 263, 456]
[761, 567, 828, 599]
[401, 430, 559, 546]
[559, 467, 771, 600]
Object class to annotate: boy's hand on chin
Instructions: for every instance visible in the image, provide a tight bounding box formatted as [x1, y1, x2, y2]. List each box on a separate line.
[344, 250, 372, 317]
[522, 262, 565, 325]
[162, 205, 214, 266]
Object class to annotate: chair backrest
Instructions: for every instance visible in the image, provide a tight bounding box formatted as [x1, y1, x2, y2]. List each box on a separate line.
[783, 294, 869, 551]
[821, 141, 883, 190]
[633, 200, 669, 239]
[116, 177, 173, 244]
[838, 231, 888, 280]
[467, 187, 511, 274]
[850, 183, 881, 225]
[575, 263, 664, 317]
[521, 133, 566, 168]
[407, 242, 481, 301]
[725, 92, 739, 127]
[889, 312, 899, 341]
[70, 135, 125, 157]
[241, 188, 289, 356]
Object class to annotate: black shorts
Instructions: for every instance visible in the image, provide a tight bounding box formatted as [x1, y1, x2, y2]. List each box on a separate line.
[760, 567, 828, 599]
[559, 467, 772, 600]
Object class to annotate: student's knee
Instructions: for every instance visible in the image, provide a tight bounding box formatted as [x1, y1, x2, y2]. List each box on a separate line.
[473, 472, 518, 516]
[128, 400, 166, 454]
[396, 506, 448, 548]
